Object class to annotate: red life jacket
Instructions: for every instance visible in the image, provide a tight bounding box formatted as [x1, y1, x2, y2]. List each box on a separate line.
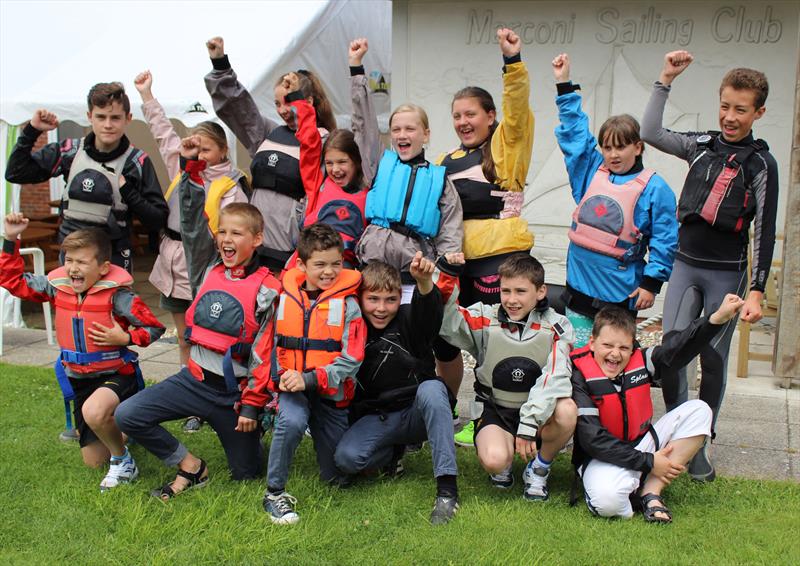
[571, 344, 653, 443]
[49, 265, 134, 375]
[303, 177, 367, 267]
[568, 166, 653, 261]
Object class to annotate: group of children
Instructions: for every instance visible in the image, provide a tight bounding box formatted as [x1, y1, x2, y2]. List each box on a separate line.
[1, 29, 778, 527]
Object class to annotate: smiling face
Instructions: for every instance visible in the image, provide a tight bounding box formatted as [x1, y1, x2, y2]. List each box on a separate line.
[718, 87, 765, 143]
[87, 101, 131, 152]
[390, 111, 429, 161]
[600, 136, 643, 175]
[63, 246, 110, 294]
[274, 84, 296, 129]
[499, 275, 546, 322]
[589, 325, 635, 378]
[452, 97, 495, 149]
[216, 213, 263, 268]
[324, 148, 356, 187]
[298, 247, 343, 291]
[360, 288, 401, 330]
[197, 134, 226, 166]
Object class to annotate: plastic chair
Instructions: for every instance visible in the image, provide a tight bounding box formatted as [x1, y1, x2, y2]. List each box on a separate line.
[0, 247, 54, 356]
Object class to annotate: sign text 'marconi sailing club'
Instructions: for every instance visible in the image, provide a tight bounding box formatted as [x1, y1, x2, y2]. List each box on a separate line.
[466, 5, 784, 47]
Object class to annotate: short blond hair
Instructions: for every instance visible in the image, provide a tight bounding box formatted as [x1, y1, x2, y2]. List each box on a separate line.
[360, 261, 402, 294]
[390, 103, 430, 130]
[219, 203, 263, 235]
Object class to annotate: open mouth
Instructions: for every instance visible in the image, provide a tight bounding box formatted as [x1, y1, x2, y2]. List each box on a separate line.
[396, 141, 411, 152]
[70, 276, 85, 287]
[603, 358, 622, 373]
[221, 246, 236, 261]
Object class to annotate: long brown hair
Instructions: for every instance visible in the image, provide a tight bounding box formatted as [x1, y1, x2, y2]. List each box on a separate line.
[452, 86, 497, 183]
[277, 70, 337, 132]
[323, 128, 364, 188]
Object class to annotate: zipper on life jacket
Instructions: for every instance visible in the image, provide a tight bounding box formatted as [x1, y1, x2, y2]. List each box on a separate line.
[618, 376, 629, 441]
[399, 164, 420, 227]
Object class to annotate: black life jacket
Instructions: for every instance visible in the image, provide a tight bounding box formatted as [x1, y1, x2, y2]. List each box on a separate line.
[439, 146, 505, 220]
[249, 125, 305, 201]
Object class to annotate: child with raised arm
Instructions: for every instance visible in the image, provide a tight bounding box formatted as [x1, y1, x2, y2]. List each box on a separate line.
[263, 223, 365, 525]
[552, 53, 678, 348]
[115, 150, 281, 497]
[4, 83, 167, 273]
[640, 51, 779, 481]
[334, 253, 459, 525]
[133, 70, 249, 369]
[0, 215, 164, 491]
[571, 295, 744, 523]
[437, 253, 576, 501]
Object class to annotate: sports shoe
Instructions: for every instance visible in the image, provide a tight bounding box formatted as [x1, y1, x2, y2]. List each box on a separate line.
[452, 405, 460, 426]
[489, 466, 514, 489]
[522, 461, 550, 501]
[688, 439, 716, 482]
[182, 416, 203, 433]
[100, 453, 139, 492]
[263, 491, 300, 525]
[430, 496, 459, 525]
[454, 421, 475, 447]
[59, 428, 79, 442]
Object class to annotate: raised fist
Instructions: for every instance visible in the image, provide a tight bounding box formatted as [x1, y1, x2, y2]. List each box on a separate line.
[497, 28, 521, 58]
[133, 70, 154, 102]
[180, 135, 202, 159]
[206, 36, 225, 59]
[30, 109, 59, 132]
[348, 38, 369, 67]
[660, 50, 693, 85]
[552, 53, 570, 83]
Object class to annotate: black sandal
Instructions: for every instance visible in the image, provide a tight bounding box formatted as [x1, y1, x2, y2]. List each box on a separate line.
[640, 493, 672, 524]
[151, 459, 209, 500]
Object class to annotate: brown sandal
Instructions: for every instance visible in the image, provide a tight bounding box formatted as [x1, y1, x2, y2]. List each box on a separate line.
[151, 459, 209, 500]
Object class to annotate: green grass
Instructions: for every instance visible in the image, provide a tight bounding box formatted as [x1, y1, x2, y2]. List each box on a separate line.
[0, 361, 798, 565]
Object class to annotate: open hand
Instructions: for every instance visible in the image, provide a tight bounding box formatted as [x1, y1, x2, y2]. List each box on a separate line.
[552, 53, 570, 83]
[30, 109, 59, 132]
[629, 287, 655, 311]
[650, 445, 684, 484]
[89, 319, 131, 347]
[497, 28, 521, 58]
[3, 212, 30, 240]
[206, 36, 225, 58]
[349, 37, 368, 67]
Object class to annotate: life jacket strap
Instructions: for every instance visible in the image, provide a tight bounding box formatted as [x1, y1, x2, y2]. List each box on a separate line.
[276, 335, 343, 352]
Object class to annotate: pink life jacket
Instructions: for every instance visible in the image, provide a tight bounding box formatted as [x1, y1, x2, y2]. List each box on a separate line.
[568, 166, 654, 261]
[303, 177, 367, 267]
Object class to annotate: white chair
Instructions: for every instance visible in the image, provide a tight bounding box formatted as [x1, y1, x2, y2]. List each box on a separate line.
[0, 246, 54, 356]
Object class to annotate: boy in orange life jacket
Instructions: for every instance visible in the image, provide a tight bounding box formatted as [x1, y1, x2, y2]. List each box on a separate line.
[0, 215, 165, 491]
[115, 198, 281, 500]
[571, 294, 744, 523]
[263, 223, 365, 525]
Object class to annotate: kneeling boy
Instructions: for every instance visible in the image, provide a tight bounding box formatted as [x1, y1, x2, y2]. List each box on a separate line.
[0, 215, 165, 490]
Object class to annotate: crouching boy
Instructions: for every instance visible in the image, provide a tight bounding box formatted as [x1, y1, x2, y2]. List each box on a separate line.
[438, 252, 576, 500]
[334, 253, 460, 525]
[571, 294, 744, 523]
[0, 214, 165, 490]
[263, 223, 365, 525]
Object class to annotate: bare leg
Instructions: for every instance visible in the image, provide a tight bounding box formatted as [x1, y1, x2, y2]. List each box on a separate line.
[640, 434, 706, 520]
[436, 356, 464, 399]
[172, 311, 190, 367]
[538, 398, 577, 462]
[475, 424, 515, 474]
[165, 452, 207, 494]
[81, 440, 111, 468]
[81, 387, 126, 458]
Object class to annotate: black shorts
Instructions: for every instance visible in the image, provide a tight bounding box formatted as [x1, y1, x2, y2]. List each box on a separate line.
[474, 402, 521, 438]
[159, 292, 192, 313]
[70, 373, 139, 447]
[433, 336, 461, 362]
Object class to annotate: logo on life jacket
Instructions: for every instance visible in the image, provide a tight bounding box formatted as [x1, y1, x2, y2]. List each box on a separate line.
[335, 206, 350, 221]
[209, 301, 223, 319]
[511, 368, 526, 382]
[82, 178, 95, 192]
[594, 203, 607, 217]
[267, 153, 279, 167]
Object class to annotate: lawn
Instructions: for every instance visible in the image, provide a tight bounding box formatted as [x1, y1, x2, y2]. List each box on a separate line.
[0, 361, 797, 565]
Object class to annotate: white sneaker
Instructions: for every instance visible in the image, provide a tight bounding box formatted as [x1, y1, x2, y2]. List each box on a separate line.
[489, 466, 514, 489]
[100, 454, 139, 492]
[522, 461, 550, 501]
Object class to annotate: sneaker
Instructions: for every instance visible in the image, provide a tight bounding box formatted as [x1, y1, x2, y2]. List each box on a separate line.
[182, 416, 203, 433]
[430, 495, 459, 525]
[454, 421, 475, 447]
[522, 461, 550, 501]
[59, 428, 79, 443]
[688, 439, 716, 482]
[489, 466, 514, 489]
[263, 491, 300, 525]
[100, 454, 139, 492]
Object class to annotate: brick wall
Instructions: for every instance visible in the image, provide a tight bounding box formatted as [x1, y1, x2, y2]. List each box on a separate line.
[19, 130, 55, 219]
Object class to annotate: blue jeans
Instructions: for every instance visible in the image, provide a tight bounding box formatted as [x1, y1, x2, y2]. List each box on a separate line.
[266, 391, 349, 491]
[334, 380, 458, 478]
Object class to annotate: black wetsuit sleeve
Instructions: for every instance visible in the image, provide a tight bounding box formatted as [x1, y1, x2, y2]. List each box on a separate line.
[748, 151, 779, 292]
[5, 124, 68, 183]
[406, 285, 444, 358]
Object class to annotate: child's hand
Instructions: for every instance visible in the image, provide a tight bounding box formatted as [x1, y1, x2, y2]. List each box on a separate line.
[515, 436, 537, 462]
[710, 293, 746, 325]
[30, 109, 59, 132]
[3, 212, 29, 240]
[279, 370, 306, 392]
[235, 415, 258, 433]
[206, 36, 225, 58]
[651, 445, 685, 484]
[629, 287, 655, 311]
[89, 319, 131, 347]
[280, 72, 301, 94]
[348, 37, 369, 67]
[180, 135, 202, 159]
[409, 251, 435, 294]
[659, 50, 693, 86]
[443, 252, 465, 266]
[739, 292, 763, 323]
[497, 28, 521, 58]
[552, 53, 570, 83]
[133, 70, 154, 102]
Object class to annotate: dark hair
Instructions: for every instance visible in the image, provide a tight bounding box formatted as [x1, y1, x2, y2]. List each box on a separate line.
[591, 307, 637, 342]
[219, 202, 264, 236]
[720, 68, 769, 108]
[597, 114, 642, 151]
[297, 223, 343, 262]
[61, 228, 111, 264]
[360, 261, 402, 294]
[323, 129, 364, 188]
[276, 70, 337, 132]
[497, 253, 545, 287]
[86, 82, 130, 114]
[452, 86, 498, 183]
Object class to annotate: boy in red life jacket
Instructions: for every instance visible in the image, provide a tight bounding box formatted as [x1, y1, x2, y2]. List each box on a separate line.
[571, 294, 744, 523]
[263, 223, 366, 525]
[115, 191, 281, 499]
[0, 216, 165, 491]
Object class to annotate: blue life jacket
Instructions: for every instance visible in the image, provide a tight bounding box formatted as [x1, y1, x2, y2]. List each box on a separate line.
[366, 150, 446, 239]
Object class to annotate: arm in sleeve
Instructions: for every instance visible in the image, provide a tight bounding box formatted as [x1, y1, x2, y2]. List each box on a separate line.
[204, 56, 277, 158]
[748, 152, 779, 292]
[640, 82, 695, 160]
[5, 124, 71, 183]
[554, 90, 605, 203]
[572, 371, 654, 473]
[407, 284, 444, 358]
[492, 59, 534, 192]
[178, 158, 218, 295]
[432, 178, 464, 256]
[517, 315, 575, 438]
[141, 98, 182, 179]
[438, 287, 487, 359]
[287, 93, 324, 213]
[120, 154, 168, 230]
[641, 177, 679, 293]
[241, 282, 282, 418]
[0, 238, 56, 303]
[111, 288, 166, 346]
[350, 68, 383, 185]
